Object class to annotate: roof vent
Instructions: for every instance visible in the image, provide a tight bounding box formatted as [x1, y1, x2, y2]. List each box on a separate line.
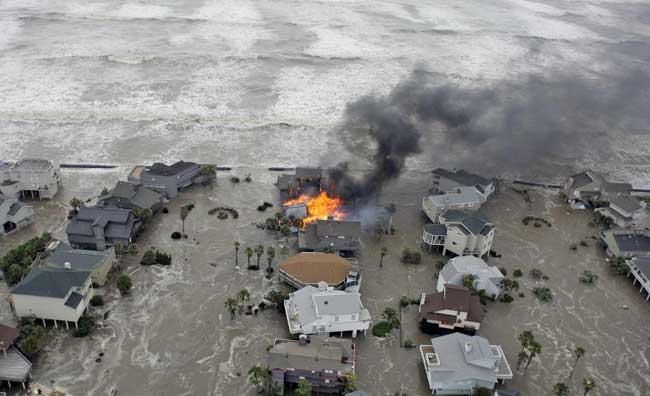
[465, 342, 472, 353]
[64, 262, 71, 270]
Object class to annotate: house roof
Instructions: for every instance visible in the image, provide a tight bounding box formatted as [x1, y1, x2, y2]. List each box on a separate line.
[433, 168, 492, 188]
[66, 206, 137, 239]
[0, 346, 32, 382]
[427, 187, 484, 207]
[441, 209, 493, 236]
[64, 292, 84, 308]
[421, 285, 482, 323]
[610, 195, 642, 213]
[7, 202, 23, 216]
[425, 333, 498, 386]
[613, 233, 650, 253]
[44, 242, 113, 272]
[295, 167, 324, 179]
[441, 256, 504, 290]
[99, 181, 162, 210]
[290, 286, 368, 327]
[301, 219, 362, 251]
[0, 325, 18, 351]
[268, 336, 353, 372]
[601, 182, 632, 195]
[424, 223, 447, 236]
[146, 161, 198, 176]
[569, 171, 597, 189]
[12, 268, 90, 298]
[279, 253, 351, 286]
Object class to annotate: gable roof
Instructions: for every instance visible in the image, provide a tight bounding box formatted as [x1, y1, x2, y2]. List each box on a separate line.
[12, 268, 90, 298]
[290, 286, 367, 326]
[421, 285, 482, 323]
[66, 206, 137, 239]
[279, 253, 351, 286]
[427, 187, 484, 207]
[433, 168, 493, 188]
[44, 242, 113, 272]
[426, 333, 497, 385]
[610, 195, 642, 213]
[441, 256, 504, 288]
[268, 336, 353, 372]
[147, 161, 198, 176]
[99, 181, 162, 210]
[613, 233, 650, 253]
[569, 171, 597, 189]
[441, 209, 493, 235]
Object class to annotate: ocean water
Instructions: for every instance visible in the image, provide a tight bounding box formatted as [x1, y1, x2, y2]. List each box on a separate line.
[0, 0, 649, 185]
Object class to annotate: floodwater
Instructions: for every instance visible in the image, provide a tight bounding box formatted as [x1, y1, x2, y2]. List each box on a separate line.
[1, 168, 649, 396]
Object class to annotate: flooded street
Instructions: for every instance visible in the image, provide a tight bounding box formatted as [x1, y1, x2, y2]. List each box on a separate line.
[1, 168, 649, 396]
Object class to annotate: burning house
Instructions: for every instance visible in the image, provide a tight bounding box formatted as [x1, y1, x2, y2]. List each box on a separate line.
[299, 217, 362, 256]
[277, 167, 331, 200]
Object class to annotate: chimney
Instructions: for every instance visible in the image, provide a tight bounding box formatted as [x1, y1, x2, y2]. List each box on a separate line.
[64, 262, 71, 270]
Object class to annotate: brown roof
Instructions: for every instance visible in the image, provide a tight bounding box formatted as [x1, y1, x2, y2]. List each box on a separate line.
[279, 253, 351, 285]
[420, 285, 482, 323]
[0, 324, 18, 351]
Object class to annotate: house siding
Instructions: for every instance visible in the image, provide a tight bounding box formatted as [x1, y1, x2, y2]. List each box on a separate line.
[12, 281, 93, 323]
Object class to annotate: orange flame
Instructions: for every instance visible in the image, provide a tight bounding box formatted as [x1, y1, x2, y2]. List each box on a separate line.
[284, 191, 348, 226]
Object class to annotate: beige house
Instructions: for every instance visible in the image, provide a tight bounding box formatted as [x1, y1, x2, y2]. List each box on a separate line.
[11, 268, 93, 329]
[596, 196, 649, 229]
[600, 229, 650, 259]
[423, 210, 495, 258]
[37, 241, 115, 286]
[0, 159, 61, 200]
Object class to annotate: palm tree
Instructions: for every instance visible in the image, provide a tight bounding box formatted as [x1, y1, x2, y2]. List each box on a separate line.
[524, 340, 541, 370]
[237, 289, 250, 314]
[247, 365, 268, 393]
[180, 206, 189, 236]
[380, 246, 387, 268]
[516, 351, 529, 371]
[569, 346, 585, 379]
[518, 330, 534, 354]
[245, 247, 253, 269]
[234, 242, 240, 267]
[552, 382, 569, 396]
[224, 297, 238, 319]
[255, 245, 264, 269]
[266, 246, 275, 273]
[582, 376, 596, 396]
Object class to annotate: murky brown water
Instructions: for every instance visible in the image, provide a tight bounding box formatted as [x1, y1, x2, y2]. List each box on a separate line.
[1, 168, 649, 396]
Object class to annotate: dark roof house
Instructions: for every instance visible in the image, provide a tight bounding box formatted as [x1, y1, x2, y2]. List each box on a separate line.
[98, 181, 163, 212]
[0, 324, 31, 387]
[299, 218, 362, 255]
[128, 161, 202, 198]
[12, 268, 91, 300]
[67, 206, 141, 251]
[419, 285, 482, 334]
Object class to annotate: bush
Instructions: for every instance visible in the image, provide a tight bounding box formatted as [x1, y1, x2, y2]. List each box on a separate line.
[533, 287, 553, 302]
[400, 296, 411, 308]
[518, 292, 525, 298]
[500, 294, 514, 303]
[371, 321, 393, 337]
[171, 232, 182, 239]
[401, 248, 422, 264]
[73, 315, 96, 338]
[530, 268, 543, 280]
[513, 268, 523, 277]
[230, 176, 240, 183]
[17, 318, 46, 357]
[117, 273, 132, 295]
[155, 251, 172, 266]
[570, 243, 577, 251]
[579, 270, 598, 284]
[0, 233, 52, 286]
[141, 249, 156, 266]
[162, 207, 169, 214]
[403, 339, 414, 348]
[90, 295, 104, 307]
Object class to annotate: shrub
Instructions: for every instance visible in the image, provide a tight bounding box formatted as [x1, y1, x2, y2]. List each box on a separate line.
[399, 296, 411, 308]
[513, 268, 523, 277]
[371, 321, 393, 337]
[518, 292, 525, 298]
[73, 315, 96, 338]
[171, 232, 182, 239]
[570, 243, 577, 251]
[533, 287, 553, 302]
[162, 207, 169, 214]
[265, 290, 289, 313]
[90, 295, 105, 307]
[117, 273, 132, 295]
[230, 176, 240, 183]
[244, 173, 252, 183]
[530, 268, 543, 280]
[400, 248, 422, 264]
[403, 339, 414, 348]
[542, 275, 549, 280]
[141, 249, 156, 266]
[579, 240, 588, 247]
[17, 318, 46, 357]
[500, 294, 514, 303]
[0, 233, 52, 286]
[579, 270, 598, 284]
[155, 251, 172, 266]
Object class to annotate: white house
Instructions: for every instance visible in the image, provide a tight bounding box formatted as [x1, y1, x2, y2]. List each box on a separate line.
[419, 333, 512, 395]
[0, 195, 33, 236]
[596, 195, 649, 229]
[423, 187, 486, 223]
[284, 283, 371, 337]
[0, 159, 61, 200]
[437, 256, 504, 298]
[11, 268, 93, 329]
[423, 210, 495, 258]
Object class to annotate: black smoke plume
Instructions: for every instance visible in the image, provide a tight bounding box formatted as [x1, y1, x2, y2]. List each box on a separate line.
[329, 67, 650, 200]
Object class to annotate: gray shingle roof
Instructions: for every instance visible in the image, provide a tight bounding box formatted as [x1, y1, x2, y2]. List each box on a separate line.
[147, 161, 198, 176]
[610, 195, 642, 213]
[99, 181, 162, 210]
[67, 206, 138, 239]
[45, 242, 112, 272]
[268, 336, 353, 372]
[613, 234, 650, 253]
[433, 168, 492, 188]
[12, 268, 90, 298]
[424, 224, 447, 236]
[64, 292, 83, 308]
[314, 293, 363, 316]
[632, 257, 650, 279]
[570, 171, 595, 189]
[441, 209, 492, 235]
